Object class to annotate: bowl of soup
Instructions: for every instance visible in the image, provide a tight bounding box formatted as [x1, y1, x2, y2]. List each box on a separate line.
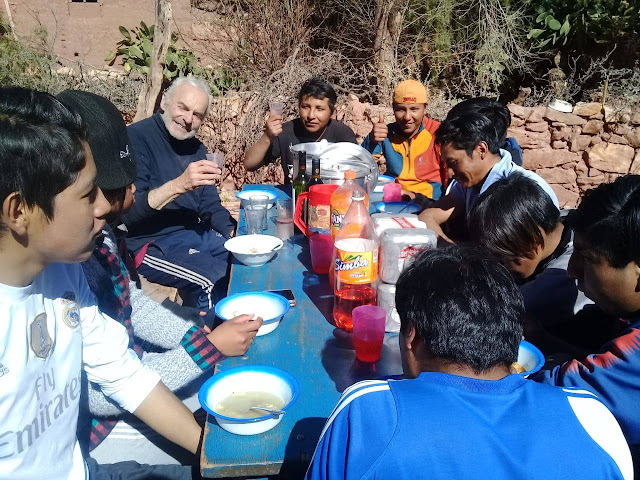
[199, 365, 299, 435]
[224, 235, 283, 267]
[512, 340, 545, 376]
[215, 291, 290, 336]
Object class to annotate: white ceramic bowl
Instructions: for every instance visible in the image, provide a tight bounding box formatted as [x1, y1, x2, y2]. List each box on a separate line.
[236, 190, 277, 209]
[215, 291, 290, 336]
[199, 366, 299, 435]
[224, 235, 283, 267]
[516, 340, 545, 376]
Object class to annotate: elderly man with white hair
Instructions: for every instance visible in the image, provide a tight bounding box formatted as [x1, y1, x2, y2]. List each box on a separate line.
[122, 76, 234, 311]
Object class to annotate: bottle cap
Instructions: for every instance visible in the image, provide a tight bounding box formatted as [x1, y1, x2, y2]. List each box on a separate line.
[351, 191, 365, 201]
[345, 170, 356, 180]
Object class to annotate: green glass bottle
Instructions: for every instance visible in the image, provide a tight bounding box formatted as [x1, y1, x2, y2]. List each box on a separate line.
[307, 155, 324, 188]
[293, 151, 309, 197]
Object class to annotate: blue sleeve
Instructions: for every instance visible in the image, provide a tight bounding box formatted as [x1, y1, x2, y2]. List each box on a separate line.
[532, 325, 640, 444]
[306, 384, 397, 480]
[361, 133, 383, 155]
[121, 127, 158, 229]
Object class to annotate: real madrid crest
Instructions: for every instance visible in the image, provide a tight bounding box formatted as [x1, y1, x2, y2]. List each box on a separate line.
[30, 313, 52, 359]
[60, 291, 81, 330]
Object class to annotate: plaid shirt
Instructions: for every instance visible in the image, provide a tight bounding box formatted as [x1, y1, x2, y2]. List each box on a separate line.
[88, 231, 223, 450]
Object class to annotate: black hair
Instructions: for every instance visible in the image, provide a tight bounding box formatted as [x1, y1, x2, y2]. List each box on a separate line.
[447, 97, 511, 142]
[102, 186, 128, 207]
[566, 174, 640, 268]
[395, 246, 523, 372]
[0, 87, 88, 232]
[298, 77, 337, 112]
[468, 173, 560, 263]
[435, 112, 501, 155]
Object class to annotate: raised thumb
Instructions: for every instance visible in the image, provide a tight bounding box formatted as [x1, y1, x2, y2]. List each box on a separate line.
[378, 113, 385, 124]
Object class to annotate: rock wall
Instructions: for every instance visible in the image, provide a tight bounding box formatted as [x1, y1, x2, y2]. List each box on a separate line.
[200, 93, 639, 207]
[508, 103, 640, 208]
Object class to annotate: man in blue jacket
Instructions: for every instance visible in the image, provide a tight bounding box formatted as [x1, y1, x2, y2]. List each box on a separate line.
[123, 76, 234, 310]
[306, 246, 632, 480]
[532, 174, 640, 457]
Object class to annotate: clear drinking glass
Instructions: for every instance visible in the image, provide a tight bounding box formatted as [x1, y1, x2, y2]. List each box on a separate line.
[276, 198, 294, 241]
[244, 206, 265, 235]
[206, 152, 225, 170]
[249, 194, 270, 231]
[269, 100, 284, 116]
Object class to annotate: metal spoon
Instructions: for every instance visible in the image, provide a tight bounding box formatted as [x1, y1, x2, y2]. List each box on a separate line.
[397, 199, 416, 213]
[250, 406, 286, 417]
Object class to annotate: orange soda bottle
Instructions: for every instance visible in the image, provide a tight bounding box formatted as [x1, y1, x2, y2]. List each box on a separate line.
[330, 170, 368, 240]
[328, 170, 369, 286]
[333, 191, 379, 331]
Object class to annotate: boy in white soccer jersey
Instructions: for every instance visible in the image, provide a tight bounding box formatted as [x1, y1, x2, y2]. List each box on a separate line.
[0, 88, 203, 479]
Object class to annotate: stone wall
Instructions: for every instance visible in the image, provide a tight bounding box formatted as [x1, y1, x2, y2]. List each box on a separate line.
[176, 93, 640, 206]
[338, 96, 640, 209]
[508, 103, 640, 208]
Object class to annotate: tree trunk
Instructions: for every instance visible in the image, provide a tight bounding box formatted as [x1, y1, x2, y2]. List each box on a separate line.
[133, 0, 172, 122]
[3, 0, 18, 40]
[373, 0, 405, 98]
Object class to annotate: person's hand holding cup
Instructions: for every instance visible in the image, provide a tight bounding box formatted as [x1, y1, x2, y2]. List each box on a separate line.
[205, 152, 225, 170]
[265, 100, 284, 140]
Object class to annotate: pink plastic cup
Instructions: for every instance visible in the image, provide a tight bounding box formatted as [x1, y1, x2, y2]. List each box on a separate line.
[353, 305, 386, 363]
[309, 233, 334, 274]
[383, 182, 402, 202]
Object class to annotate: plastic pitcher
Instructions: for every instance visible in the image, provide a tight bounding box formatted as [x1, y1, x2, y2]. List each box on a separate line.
[294, 184, 339, 237]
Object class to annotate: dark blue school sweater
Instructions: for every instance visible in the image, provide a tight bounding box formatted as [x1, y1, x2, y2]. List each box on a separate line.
[122, 113, 234, 253]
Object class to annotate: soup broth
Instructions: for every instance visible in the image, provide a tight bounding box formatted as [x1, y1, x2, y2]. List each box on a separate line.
[214, 391, 286, 419]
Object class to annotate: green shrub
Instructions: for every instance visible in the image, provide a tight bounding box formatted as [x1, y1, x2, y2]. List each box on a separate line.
[527, 0, 640, 49]
[106, 22, 244, 95]
[0, 20, 56, 91]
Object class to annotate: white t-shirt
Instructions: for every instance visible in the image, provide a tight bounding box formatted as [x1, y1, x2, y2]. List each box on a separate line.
[0, 262, 160, 480]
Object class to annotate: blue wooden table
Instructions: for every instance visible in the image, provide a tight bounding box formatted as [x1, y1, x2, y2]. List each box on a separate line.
[200, 190, 403, 479]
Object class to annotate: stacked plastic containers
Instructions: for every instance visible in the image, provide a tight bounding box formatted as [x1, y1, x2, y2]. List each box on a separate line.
[372, 213, 437, 332]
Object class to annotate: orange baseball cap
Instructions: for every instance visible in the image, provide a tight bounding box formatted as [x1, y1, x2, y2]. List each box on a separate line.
[393, 79, 427, 104]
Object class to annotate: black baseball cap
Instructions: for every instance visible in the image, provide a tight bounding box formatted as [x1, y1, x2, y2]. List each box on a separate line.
[56, 90, 137, 190]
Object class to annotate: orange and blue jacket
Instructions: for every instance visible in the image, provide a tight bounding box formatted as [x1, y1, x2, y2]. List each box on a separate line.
[362, 117, 445, 200]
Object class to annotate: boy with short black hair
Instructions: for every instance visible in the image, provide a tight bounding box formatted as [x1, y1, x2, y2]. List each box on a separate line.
[468, 173, 591, 326]
[0, 87, 202, 479]
[533, 174, 640, 455]
[446, 97, 523, 166]
[55, 89, 262, 466]
[418, 113, 558, 243]
[244, 77, 356, 181]
[306, 246, 632, 480]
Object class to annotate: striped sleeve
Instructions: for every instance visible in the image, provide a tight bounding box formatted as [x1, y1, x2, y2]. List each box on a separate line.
[306, 380, 396, 480]
[564, 388, 633, 480]
[180, 326, 225, 370]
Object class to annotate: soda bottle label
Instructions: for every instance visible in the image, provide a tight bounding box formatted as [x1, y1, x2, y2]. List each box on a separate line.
[331, 209, 345, 236]
[335, 248, 378, 284]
